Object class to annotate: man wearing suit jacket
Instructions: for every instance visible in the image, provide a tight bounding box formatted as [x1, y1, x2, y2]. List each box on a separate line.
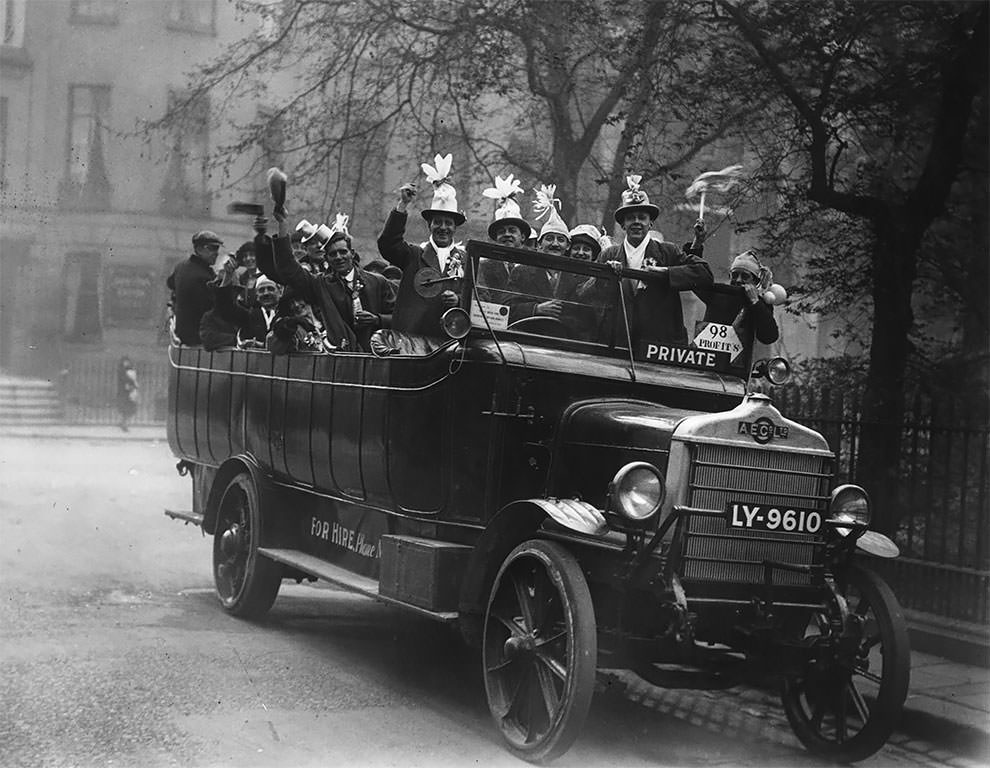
[275, 228, 395, 352]
[211, 272, 281, 348]
[596, 176, 713, 346]
[377, 153, 466, 338]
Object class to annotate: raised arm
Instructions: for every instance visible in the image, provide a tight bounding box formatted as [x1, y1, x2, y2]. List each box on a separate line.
[660, 241, 714, 291]
[377, 184, 418, 271]
[271, 234, 319, 305]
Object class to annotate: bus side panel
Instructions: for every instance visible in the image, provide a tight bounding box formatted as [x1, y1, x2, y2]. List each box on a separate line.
[227, 350, 249, 456]
[243, 351, 275, 469]
[268, 355, 291, 477]
[194, 351, 215, 462]
[309, 355, 336, 494]
[360, 356, 390, 509]
[174, 347, 202, 461]
[331, 355, 365, 499]
[283, 354, 318, 488]
[387, 372, 445, 514]
[206, 350, 234, 463]
[169, 347, 193, 460]
[446, 361, 499, 524]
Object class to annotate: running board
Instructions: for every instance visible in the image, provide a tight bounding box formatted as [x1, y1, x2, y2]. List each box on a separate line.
[164, 509, 204, 526]
[258, 547, 459, 624]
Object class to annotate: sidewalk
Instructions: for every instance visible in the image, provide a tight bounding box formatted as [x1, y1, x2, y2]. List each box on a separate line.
[902, 650, 990, 757]
[0, 423, 167, 442]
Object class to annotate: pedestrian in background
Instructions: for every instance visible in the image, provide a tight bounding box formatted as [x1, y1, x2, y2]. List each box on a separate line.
[117, 356, 139, 432]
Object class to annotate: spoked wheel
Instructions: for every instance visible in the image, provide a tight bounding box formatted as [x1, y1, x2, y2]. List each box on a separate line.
[782, 565, 910, 763]
[212, 472, 281, 619]
[482, 540, 597, 763]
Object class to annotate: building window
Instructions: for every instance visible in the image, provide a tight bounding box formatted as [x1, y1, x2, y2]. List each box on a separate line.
[70, 0, 119, 25]
[160, 89, 211, 216]
[62, 85, 112, 209]
[62, 252, 103, 342]
[166, 0, 215, 34]
[0, 0, 24, 46]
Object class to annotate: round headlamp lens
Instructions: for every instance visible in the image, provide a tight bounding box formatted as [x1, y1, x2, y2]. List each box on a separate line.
[611, 463, 664, 522]
[766, 357, 791, 385]
[828, 484, 871, 535]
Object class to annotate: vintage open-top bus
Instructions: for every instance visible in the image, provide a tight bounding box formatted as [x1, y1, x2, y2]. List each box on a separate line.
[167, 240, 909, 763]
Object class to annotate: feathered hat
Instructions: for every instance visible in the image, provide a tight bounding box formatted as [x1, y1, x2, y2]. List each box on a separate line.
[420, 153, 466, 225]
[326, 212, 350, 246]
[614, 174, 660, 224]
[483, 174, 531, 240]
[568, 224, 606, 259]
[532, 184, 569, 242]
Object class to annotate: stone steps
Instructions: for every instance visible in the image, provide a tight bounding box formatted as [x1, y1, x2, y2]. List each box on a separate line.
[0, 377, 63, 424]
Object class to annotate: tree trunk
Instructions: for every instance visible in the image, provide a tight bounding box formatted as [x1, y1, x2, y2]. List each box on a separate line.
[856, 225, 918, 535]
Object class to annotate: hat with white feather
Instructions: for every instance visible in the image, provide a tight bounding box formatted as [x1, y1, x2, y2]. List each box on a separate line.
[614, 174, 660, 224]
[420, 153, 466, 225]
[533, 184, 569, 242]
[483, 174, 531, 240]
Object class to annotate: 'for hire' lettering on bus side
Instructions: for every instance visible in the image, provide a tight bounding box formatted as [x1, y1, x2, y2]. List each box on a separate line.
[310, 517, 380, 559]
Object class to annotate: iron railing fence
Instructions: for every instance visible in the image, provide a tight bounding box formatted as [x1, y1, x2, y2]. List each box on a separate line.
[60, 357, 171, 426]
[772, 386, 989, 624]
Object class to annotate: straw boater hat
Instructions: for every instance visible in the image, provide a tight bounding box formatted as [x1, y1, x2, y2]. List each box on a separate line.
[614, 174, 660, 225]
[532, 184, 569, 242]
[254, 274, 277, 291]
[420, 153, 466, 225]
[295, 219, 333, 248]
[568, 224, 605, 259]
[483, 174, 531, 240]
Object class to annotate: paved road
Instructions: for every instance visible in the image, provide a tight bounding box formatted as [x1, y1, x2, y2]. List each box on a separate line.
[0, 437, 975, 767]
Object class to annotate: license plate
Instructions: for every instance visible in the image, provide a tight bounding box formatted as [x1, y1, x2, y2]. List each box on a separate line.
[726, 501, 823, 534]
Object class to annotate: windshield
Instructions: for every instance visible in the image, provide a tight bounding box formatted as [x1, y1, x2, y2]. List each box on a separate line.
[464, 240, 755, 378]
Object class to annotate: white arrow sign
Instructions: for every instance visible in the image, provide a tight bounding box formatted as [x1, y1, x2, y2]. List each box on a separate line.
[693, 322, 744, 361]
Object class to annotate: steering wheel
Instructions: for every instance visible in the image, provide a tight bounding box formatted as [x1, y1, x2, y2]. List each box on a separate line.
[507, 316, 572, 339]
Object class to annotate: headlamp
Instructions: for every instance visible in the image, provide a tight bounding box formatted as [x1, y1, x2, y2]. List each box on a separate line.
[749, 356, 792, 385]
[827, 484, 871, 536]
[607, 462, 665, 525]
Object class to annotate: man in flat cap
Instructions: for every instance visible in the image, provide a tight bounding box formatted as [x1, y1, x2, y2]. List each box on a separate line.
[167, 230, 224, 345]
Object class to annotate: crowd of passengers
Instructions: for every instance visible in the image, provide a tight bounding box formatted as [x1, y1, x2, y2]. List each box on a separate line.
[167, 154, 779, 357]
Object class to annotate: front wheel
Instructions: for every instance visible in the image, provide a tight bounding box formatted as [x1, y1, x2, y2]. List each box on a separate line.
[482, 539, 597, 763]
[782, 565, 910, 763]
[212, 472, 281, 618]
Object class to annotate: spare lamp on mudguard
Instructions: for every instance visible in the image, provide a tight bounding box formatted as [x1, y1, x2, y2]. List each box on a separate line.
[607, 462, 665, 526]
[441, 307, 471, 339]
[826, 484, 871, 537]
[751, 356, 791, 385]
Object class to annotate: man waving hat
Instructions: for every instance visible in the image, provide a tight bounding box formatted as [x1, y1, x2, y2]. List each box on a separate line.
[377, 152, 467, 337]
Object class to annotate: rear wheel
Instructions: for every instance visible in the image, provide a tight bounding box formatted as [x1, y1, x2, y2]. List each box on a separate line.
[782, 565, 910, 763]
[482, 540, 597, 763]
[212, 472, 281, 618]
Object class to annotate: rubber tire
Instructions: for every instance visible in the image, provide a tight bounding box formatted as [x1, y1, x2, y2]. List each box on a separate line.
[211, 472, 281, 619]
[483, 539, 597, 764]
[781, 565, 910, 763]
